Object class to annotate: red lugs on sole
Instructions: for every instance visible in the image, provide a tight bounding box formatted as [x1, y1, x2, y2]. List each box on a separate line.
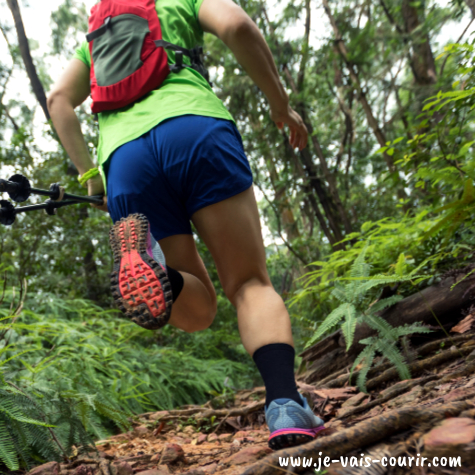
[109, 213, 172, 330]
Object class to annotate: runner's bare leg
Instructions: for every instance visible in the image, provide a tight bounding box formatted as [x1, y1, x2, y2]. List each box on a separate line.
[159, 234, 217, 333]
[191, 187, 293, 355]
[159, 187, 293, 355]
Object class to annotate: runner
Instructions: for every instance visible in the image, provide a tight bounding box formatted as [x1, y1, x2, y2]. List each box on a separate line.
[47, 0, 324, 450]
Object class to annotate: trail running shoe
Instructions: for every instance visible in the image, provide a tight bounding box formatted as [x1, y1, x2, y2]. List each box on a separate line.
[266, 394, 325, 450]
[109, 213, 172, 330]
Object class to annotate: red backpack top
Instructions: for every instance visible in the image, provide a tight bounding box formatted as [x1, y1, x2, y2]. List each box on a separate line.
[86, 0, 210, 113]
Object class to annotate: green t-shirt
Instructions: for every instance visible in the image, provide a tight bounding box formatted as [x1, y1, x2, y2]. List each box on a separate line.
[73, 0, 234, 183]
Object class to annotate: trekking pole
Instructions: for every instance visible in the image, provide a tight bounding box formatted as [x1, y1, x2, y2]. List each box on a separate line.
[0, 199, 94, 226]
[0, 173, 104, 226]
[0, 173, 104, 205]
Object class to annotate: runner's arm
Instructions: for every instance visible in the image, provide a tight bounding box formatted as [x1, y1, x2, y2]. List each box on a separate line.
[47, 58, 94, 176]
[198, 0, 307, 150]
[47, 59, 107, 210]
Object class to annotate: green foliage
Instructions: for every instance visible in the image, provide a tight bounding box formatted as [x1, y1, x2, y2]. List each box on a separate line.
[351, 322, 431, 393]
[300, 247, 431, 392]
[303, 245, 427, 350]
[4, 295, 248, 414]
[2, 0, 475, 467]
[0, 376, 102, 471]
[0, 284, 249, 471]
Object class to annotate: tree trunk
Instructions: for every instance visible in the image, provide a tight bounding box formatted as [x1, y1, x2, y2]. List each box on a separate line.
[322, 0, 395, 173]
[283, 134, 338, 246]
[266, 157, 301, 242]
[465, 0, 475, 17]
[401, 0, 437, 86]
[261, 6, 350, 245]
[322, 0, 409, 205]
[6, 0, 50, 120]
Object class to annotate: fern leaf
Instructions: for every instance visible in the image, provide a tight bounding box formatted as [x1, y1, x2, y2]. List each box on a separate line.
[376, 342, 411, 381]
[304, 303, 353, 348]
[341, 305, 358, 350]
[331, 283, 347, 303]
[394, 323, 432, 338]
[0, 416, 19, 470]
[394, 253, 406, 277]
[355, 275, 421, 295]
[368, 295, 403, 314]
[350, 343, 376, 393]
[362, 313, 395, 338]
[349, 244, 371, 280]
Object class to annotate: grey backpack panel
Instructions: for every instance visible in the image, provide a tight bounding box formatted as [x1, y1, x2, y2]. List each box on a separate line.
[92, 14, 150, 86]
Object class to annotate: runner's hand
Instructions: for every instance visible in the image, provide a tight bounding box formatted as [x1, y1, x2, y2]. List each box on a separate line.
[87, 174, 108, 212]
[270, 104, 308, 151]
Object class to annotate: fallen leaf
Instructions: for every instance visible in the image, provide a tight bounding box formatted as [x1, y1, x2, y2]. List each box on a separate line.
[451, 314, 475, 333]
[153, 422, 165, 437]
[224, 417, 241, 431]
[296, 381, 316, 393]
[314, 387, 357, 400]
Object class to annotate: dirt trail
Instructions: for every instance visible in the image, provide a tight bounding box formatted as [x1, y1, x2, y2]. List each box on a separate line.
[29, 331, 475, 475]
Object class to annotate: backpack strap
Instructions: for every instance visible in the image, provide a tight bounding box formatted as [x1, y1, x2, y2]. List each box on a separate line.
[154, 40, 212, 86]
[86, 16, 112, 43]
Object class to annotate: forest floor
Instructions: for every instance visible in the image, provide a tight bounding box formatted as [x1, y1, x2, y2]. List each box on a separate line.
[29, 327, 475, 475]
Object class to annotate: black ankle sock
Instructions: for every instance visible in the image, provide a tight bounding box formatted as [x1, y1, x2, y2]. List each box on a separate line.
[166, 265, 184, 302]
[252, 343, 302, 407]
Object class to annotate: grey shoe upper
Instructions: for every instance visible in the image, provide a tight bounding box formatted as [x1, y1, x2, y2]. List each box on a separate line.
[265, 394, 324, 433]
[150, 234, 166, 268]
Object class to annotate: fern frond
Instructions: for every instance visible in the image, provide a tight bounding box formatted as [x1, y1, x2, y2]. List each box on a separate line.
[375, 341, 411, 381]
[355, 274, 427, 296]
[341, 305, 358, 350]
[394, 253, 407, 277]
[350, 343, 376, 393]
[368, 295, 404, 314]
[305, 303, 355, 349]
[0, 415, 19, 470]
[331, 283, 347, 303]
[350, 244, 371, 279]
[361, 313, 395, 338]
[394, 323, 432, 338]
[0, 392, 53, 427]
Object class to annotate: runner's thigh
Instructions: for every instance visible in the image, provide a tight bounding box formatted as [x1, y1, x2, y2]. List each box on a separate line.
[191, 187, 271, 302]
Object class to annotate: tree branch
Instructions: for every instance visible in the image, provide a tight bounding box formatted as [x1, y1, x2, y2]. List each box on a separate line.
[253, 178, 309, 266]
[6, 0, 50, 120]
[297, 0, 311, 92]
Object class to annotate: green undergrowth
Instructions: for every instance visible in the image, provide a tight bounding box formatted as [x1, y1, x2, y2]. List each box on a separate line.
[293, 37, 475, 389]
[0, 288, 250, 471]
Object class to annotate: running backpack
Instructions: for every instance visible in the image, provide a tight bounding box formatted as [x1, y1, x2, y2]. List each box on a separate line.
[86, 0, 210, 113]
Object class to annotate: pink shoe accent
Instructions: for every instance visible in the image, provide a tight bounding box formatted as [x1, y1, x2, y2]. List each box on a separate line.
[269, 426, 325, 440]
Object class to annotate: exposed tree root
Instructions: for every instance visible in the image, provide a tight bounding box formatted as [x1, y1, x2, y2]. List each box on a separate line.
[195, 401, 265, 421]
[299, 331, 341, 365]
[336, 375, 437, 420]
[312, 366, 349, 388]
[241, 400, 473, 475]
[324, 360, 392, 389]
[322, 333, 475, 389]
[365, 344, 475, 391]
[147, 401, 265, 424]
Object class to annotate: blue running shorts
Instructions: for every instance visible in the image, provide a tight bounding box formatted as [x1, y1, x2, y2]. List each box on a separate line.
[106, 115, 253, 241]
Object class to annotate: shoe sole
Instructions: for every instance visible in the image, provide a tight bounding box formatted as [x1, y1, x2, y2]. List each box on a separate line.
[109, 214, 172, 330]
[268, 426, 325, 450]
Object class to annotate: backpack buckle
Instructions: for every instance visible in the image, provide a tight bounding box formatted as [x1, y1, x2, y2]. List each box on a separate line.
[86, 16, 112, 43]
[170, 51, 184, 72]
